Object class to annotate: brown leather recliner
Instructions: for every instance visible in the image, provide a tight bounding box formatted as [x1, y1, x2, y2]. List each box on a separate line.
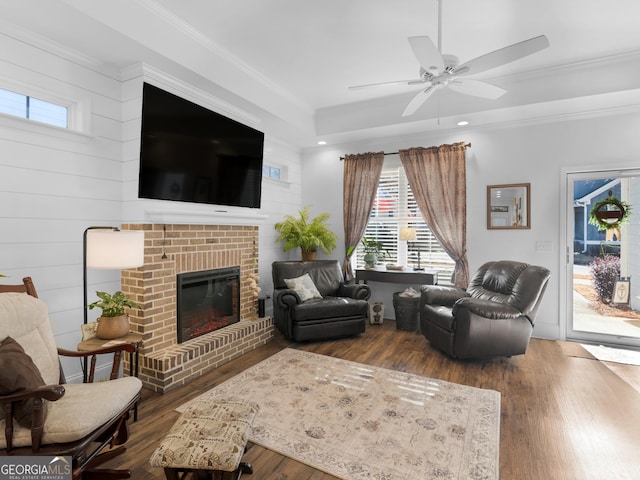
[272, 260, 371, 342]
[420, 260, 551, 359]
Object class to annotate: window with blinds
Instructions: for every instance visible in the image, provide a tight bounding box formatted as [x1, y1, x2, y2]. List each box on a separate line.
[353, 164, 455, 282]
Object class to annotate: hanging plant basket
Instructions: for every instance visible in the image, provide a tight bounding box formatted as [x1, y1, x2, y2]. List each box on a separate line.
[588, 196, 631, 231]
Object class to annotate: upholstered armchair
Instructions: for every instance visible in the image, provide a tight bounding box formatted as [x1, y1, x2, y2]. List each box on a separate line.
[272, 260, 371, 342]
[0, 277, 142, 479]
[420, 260, 550, 359]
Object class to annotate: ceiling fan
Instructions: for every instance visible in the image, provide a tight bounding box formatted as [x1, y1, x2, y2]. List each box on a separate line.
[349, 0, 550, 117]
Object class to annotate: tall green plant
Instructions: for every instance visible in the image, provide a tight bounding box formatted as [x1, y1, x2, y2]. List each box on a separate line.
[274, 205, 337, 255]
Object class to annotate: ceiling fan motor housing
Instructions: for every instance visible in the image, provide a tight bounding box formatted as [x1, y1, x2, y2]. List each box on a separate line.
[442, 54, 459, 71]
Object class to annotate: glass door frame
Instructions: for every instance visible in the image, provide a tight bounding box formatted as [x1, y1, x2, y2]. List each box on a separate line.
[562, 167, 640, 348]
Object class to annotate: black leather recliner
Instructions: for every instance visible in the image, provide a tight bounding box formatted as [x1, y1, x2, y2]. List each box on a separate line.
[272, 260, 371, 342]
[420, 260, 551, 359]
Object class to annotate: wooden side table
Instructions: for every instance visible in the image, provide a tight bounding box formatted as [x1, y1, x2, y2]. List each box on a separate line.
[77, 332, 143, 420]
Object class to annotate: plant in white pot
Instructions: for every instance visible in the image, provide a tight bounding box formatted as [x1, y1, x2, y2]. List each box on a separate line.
[88, 290, 139, 340]
[360, 237, 388, 269]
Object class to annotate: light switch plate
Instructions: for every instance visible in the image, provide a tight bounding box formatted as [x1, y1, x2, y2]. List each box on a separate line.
[535, 240, 553, 253]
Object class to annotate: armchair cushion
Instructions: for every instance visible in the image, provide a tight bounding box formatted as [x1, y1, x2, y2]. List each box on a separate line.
[0, 376, 142, 449]
[284, 273, 322, 302]
[292, 296, 368, 322]
[0, 336, 47, 428]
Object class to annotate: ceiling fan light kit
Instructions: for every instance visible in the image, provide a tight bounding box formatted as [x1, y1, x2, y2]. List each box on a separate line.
[350, 0, 550, 117]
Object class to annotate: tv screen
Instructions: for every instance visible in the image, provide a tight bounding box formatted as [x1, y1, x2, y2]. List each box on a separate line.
[138, 83, 264, 208]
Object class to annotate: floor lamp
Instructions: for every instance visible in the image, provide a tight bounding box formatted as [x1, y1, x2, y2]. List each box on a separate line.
[399, 227, 423, 271]
[83, 227, 145, 326]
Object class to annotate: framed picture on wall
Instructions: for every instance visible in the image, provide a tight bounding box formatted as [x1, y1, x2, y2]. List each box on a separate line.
[487, 183, 531, 229]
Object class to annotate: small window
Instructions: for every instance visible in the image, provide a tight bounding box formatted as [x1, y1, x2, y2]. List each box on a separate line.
[263, 164, 281, 180]
[0, 87, 68, 128]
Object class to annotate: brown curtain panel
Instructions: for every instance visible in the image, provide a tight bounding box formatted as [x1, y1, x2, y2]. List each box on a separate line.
[399, 142, 470, 287]
[342, 151, 385, 280]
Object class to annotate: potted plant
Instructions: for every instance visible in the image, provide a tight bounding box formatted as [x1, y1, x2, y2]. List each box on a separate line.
[88, 290, 139, 339]
[361, 236, 388, 269]
[274, 205, 338, 260]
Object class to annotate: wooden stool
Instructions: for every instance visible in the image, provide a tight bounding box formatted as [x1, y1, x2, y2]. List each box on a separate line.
[150, 398, 259, 480]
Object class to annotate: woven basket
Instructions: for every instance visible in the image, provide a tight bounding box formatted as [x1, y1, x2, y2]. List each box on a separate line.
[392, 292, 420, 332]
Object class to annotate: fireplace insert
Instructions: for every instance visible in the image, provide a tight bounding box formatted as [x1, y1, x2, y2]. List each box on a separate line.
[177, 267, 240, 343]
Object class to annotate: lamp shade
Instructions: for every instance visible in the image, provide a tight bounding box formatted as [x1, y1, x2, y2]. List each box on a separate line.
[399, 227, 417, 241]
[86, 230, 145, 269]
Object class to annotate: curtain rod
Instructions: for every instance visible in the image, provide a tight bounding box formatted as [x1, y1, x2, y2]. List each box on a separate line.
[339, 142, 471, 160]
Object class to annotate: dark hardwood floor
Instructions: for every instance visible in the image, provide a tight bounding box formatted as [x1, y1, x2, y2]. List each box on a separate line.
[104, 321, 640, 480]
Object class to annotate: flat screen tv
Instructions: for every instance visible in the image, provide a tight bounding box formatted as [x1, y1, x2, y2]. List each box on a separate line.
[138, 82, 264, 208]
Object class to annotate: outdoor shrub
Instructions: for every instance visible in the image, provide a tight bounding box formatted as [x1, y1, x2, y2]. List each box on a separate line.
[589, 255, 620, 303]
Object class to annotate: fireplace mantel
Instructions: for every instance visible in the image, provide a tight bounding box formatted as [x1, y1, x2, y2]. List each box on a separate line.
[144, 208, 269, 225]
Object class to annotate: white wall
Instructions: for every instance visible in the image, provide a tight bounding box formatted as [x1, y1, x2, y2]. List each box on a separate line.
[0, 33, 303, 381]
[302, 110, 640, 339]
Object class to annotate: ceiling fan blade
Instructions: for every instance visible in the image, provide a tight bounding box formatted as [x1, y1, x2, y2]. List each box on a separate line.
[408, 36, 444, 72]
[452, 34, 549, 76]
[402, 86, 436, 117]
[448, 78, 506, 99]
[348, 79, 424, 90]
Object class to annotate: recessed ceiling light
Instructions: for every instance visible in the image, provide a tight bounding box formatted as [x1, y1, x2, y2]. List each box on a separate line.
[317, 140, 327, 145]
[457, 120, 469, 126]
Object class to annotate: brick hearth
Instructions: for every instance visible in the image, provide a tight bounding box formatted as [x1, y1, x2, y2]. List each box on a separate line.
[120, 223, 273, 393]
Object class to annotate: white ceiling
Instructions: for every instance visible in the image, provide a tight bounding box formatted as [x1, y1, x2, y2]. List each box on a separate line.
[3, 0, 640, 148]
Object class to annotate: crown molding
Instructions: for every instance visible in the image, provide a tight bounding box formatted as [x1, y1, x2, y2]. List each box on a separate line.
[494, 48, 640, 84]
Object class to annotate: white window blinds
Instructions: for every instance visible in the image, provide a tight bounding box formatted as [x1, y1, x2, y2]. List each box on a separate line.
[354, 164, 455, 282]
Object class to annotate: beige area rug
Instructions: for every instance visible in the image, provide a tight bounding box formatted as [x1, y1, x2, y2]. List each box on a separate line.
[581, 344, 640, 366]
[178, 348, 500, 480]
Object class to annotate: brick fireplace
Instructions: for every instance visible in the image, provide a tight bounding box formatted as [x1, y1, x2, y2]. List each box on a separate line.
[120, 223, 273, 393]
